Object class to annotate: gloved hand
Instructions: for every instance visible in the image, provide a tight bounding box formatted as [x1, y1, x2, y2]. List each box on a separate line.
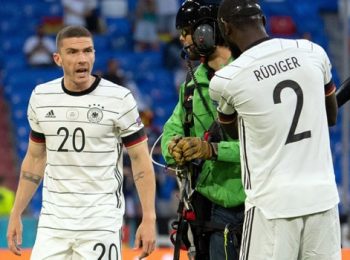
[176, 137, 213, 162]
[168, 136, 186, 165]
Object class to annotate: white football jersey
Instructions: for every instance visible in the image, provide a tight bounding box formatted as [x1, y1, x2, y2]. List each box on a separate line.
[28, 76, 146, 237]
[209, 38, 339, 219]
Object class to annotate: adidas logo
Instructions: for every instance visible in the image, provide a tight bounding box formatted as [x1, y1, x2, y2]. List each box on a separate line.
[45, 110, 56, 118]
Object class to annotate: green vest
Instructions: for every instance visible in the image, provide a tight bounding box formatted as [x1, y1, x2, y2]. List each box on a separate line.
[161, 63, 246, 207]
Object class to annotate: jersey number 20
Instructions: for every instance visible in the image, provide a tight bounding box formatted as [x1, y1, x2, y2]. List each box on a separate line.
[273, 80, 311, 144]
[57, 127, 85, 152]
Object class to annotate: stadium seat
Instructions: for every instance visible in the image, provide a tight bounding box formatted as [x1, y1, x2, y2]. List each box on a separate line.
[93, 34, 111, 53]
[109, 34, 133, 51]
[260, 0, 294, 16]
[105, 18, 132, 37]
[6, 68, 61, 88]
[0, 3, 21, 21]
[0, 35, 27, 54]
[112, 51, 163, 73]
[127, 0, 139, 13]
[22, 1, 63, 18]
[101, 0, 128, 18]
[136, 68, 176, 100]
[269, 15, 297, 36]
[1, 54, 27, 77]
[104, 18, 133, 51]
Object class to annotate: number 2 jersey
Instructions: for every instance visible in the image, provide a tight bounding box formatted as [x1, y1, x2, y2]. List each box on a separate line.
[27, 76, 147, 237]
[209, 38, 339, 219]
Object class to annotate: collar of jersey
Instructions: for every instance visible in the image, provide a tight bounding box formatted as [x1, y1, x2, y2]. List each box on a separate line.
[61, 75, 101, 96]
[243, 36, 271, 52]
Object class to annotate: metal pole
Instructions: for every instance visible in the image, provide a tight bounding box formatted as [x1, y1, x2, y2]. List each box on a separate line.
[341, 0, 350, 239]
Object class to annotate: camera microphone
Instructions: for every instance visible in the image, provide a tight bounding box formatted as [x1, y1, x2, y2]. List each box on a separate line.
[181, 45, 193, 60]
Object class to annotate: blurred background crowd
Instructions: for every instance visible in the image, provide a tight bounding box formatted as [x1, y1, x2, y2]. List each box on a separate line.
[0, 0, 349, 249]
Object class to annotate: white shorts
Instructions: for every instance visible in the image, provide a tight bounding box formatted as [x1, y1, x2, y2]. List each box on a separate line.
[31, 229, 122, 260]
[240, 206, 341, 260]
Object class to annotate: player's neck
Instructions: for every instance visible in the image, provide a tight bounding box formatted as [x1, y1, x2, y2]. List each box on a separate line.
[238, 30, 269, 52]
[64, 75, 96, 92]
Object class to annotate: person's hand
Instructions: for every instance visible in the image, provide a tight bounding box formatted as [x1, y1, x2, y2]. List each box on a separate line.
[134, 217, 156, 259]
[7, 214, 23, 256]
[176, 137, 213, 161]
[167, 135, 186, 165]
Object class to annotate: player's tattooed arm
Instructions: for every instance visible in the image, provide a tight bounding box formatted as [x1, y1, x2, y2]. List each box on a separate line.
[21, 171, 42, 185]
[133, 171, 145, 183]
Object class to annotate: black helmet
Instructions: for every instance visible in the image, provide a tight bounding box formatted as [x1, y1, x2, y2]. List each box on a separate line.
[176, 0, 224, 56]
[176, 0, 220, 29]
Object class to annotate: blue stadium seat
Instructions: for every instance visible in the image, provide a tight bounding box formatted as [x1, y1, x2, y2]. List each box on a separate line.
[260, 0, 294, 16]
[9, 94, 31, 113]
[13, 120, 30, 161]
[152, 101, 177, 128]
[0, 35, 27, 54]
[136, 68, 176, 101]
[0, 3, 21, 20]
[109, 34, 133, 51]
[320, 1, 338, 12]
[105, 18, 132, 36]
[93, 34, 111, 52]
[22, 1, 63, 18]
[93, 50, 114, 72]
[1, 54, 28, 79]
[5, 68, 61, 90]
[104, 18, 133, 51]
[127, 0, 138, 13]
[112, 51, 163, 73]
[4, 68, 62, 112]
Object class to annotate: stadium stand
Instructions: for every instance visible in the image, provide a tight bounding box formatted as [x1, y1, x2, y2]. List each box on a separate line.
[0, 88, 17, 191]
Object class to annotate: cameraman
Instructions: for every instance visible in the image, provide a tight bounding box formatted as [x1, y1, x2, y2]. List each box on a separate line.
[161, 0, 245, 259]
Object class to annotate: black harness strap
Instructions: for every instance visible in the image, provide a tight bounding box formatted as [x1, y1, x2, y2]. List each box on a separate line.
[173, 196, 186, 260]
[173, 62, 231, 260]
[183, 83, 195, 137]
[173, 73, 196, 260]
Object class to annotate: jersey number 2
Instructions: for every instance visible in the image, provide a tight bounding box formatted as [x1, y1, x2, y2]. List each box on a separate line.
[273, 80, 311, 144]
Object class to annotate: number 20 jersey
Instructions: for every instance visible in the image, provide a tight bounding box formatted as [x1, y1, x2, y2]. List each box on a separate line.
[27, 76, 146, 237]
[209, 38, 339, 219]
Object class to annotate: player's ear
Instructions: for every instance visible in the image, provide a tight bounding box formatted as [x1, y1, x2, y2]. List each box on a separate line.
[218, 17, 228, 36]
[53, 53, 62, 67]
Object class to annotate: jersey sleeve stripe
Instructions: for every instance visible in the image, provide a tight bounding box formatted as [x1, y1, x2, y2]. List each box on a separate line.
[123, 91, 132, 99]
[214, 74, 232, 80]
[325, 81, 336, 96]
[227, 64, 242, 69]
[240, 118, 251, 190]
[122, 128, 147, 147]
[30, 130, 46, 143]
[117, 104, 137, 120]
